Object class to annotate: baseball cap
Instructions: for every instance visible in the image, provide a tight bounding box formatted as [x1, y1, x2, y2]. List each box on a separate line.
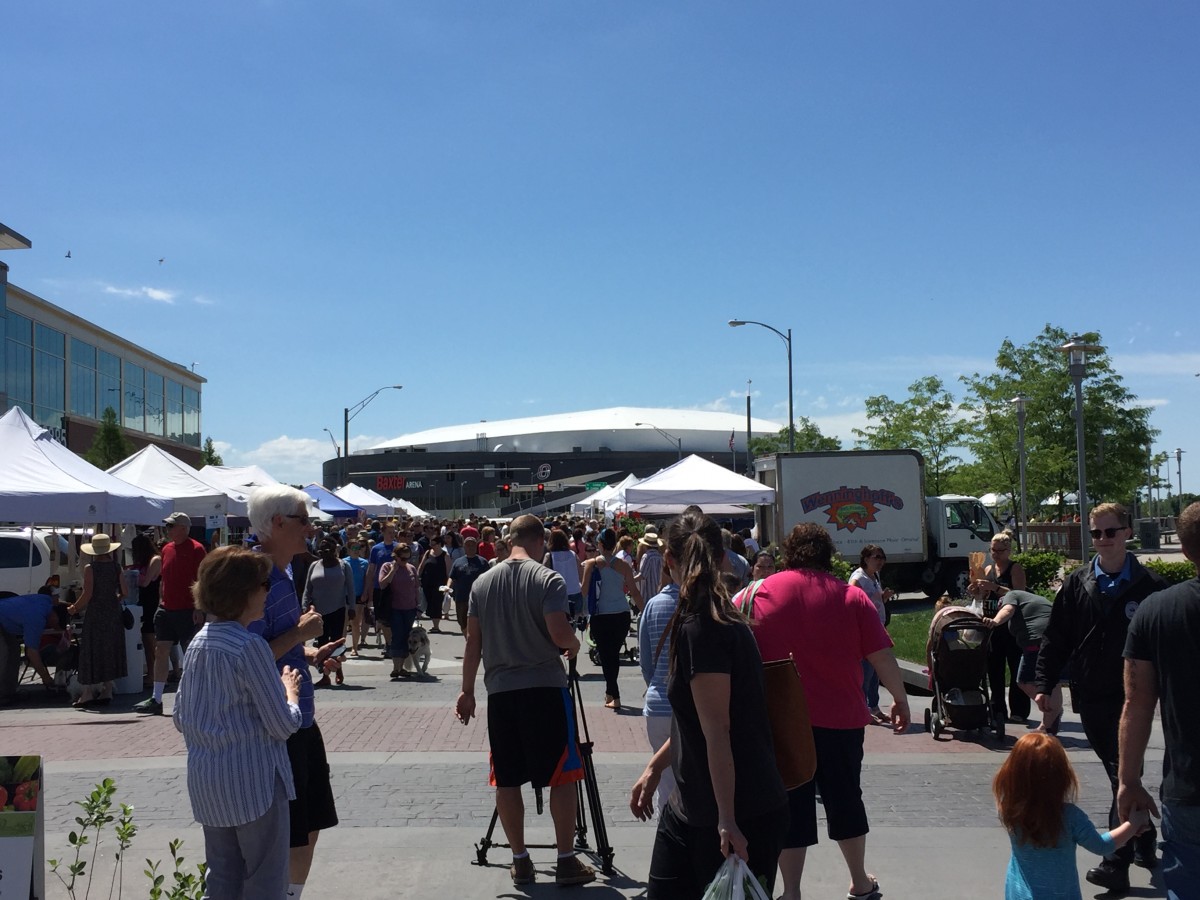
[164, 512, 192, 528]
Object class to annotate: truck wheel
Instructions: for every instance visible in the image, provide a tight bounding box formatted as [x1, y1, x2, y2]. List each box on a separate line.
[949, 567, 971, 599]
[919, 566, 942, 598]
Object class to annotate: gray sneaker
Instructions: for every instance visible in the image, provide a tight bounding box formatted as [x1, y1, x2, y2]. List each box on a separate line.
[133, 697, 163, 715]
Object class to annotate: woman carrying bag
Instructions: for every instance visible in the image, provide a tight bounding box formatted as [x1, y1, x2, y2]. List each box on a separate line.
[629, 510, 787, 899]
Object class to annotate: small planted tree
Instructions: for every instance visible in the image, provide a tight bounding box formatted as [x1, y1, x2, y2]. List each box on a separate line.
[84, 406, 134, 469]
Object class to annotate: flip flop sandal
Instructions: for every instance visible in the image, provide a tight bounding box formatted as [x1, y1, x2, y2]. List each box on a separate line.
[848, 878, 881, 900]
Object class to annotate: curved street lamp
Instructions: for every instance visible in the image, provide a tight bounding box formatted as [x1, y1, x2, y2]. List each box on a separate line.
[728, 319, 794, 452]
[1057, 337, 1102, 559]
[635, 422, 683, 461]
[343, 385, 402, 486]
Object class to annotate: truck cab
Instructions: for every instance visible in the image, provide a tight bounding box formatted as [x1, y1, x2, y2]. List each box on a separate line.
[921, 495, 1002, 597]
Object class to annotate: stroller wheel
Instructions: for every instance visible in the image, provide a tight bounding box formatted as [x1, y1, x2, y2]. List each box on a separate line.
[992, 713, 1006, 740]
[923, 707, 932, 733]
[588, 647, 600, 666]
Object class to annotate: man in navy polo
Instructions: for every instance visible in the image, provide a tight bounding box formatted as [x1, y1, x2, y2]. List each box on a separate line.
[0, 589, 68, 702]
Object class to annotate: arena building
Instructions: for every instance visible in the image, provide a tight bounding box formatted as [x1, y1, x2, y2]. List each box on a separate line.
[323, 406, 783, 516]
[1, 226, 206, 466]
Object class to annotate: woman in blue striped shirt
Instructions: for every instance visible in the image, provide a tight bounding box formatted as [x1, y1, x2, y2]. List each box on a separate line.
[174, 546, 303, 899]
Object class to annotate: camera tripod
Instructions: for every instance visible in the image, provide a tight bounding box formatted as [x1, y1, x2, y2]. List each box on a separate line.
[473, 657, 615, 875]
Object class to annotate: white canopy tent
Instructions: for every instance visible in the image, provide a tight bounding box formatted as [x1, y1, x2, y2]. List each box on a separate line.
[978, 492, 1013, 509]
[1041, 491, 1079, 506]
[624, 454, 775, 513]
[388, 498, 431, 517]
[335, 484, 394, 517]
[109, 445, 249, 518]
[198, 464, 281, 497]
[570, 474, 642, 516]
[0, 406, 173, 524]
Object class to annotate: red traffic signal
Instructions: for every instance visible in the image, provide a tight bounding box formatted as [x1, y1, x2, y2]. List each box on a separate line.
[536, 484, 545, 495]
[500, 484, 511, 497]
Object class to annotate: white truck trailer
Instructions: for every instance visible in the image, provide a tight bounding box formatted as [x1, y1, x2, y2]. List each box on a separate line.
[754, 450, 1002, 598]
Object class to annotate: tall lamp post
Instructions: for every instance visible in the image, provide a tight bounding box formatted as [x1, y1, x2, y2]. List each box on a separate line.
[1176, 448, 1186, 515]
[459, 480, 469, 517]
[1009, 395, 1029, 550]
[728, 319, 794, 452]
[1058, 337, 1102, 560]
[343, 385, 403, 488]
[635, 422, 682, 461]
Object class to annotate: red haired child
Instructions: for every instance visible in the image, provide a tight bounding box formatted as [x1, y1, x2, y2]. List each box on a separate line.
[993, 733, 1150, 899]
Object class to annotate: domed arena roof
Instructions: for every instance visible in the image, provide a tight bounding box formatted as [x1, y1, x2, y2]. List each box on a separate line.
[364, 407, 783, 456]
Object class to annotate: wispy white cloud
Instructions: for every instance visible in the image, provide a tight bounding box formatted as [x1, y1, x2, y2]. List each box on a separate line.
[193, 295, 215, 306]
[1110, 352, 1200, 377]
[101, 283, 176, 303]
[223, 433, 388, 485]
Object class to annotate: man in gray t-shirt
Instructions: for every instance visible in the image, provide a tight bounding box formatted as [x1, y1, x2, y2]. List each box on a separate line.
[454, 515, 595, 887]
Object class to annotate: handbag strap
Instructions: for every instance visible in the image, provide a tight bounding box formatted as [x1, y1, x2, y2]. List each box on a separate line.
[739, 578, 765, 620]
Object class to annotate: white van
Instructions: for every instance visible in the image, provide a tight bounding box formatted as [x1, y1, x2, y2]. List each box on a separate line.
[0, 528, 73, 598]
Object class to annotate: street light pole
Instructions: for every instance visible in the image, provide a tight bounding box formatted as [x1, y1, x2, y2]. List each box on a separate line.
[1010, 396, 1028, 550]
[728, 319, 793, 452]
[343, 385, 403, 488]
[1176, 448, 1186, 514]
[1059, 337, 1101, 561]
[460, 480, 469, 517]
[634, 422, 683, 461]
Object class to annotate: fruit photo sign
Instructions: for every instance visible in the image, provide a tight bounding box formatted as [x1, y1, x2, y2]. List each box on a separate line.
[0, 755, 42, 900]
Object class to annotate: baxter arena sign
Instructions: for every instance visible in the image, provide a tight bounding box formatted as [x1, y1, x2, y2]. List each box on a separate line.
[376, 476, 422, 491]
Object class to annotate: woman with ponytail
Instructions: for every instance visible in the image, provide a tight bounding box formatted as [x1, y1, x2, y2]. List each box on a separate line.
[629, 510, 787, 898]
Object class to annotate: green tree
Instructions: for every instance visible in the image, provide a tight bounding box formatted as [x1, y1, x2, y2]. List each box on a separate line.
[853, 375, 965, 494]
[750, 416, 841, 456]
[84, 406, 134, 470]
[200, 437, 224, 467]
[958, 324, 1157, 517]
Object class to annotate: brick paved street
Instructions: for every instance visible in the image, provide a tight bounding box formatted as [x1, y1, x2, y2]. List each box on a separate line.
[9, 629, 1168, 898]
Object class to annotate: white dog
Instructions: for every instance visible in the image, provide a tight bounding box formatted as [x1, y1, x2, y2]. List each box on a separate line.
[402, 625, 432, 676]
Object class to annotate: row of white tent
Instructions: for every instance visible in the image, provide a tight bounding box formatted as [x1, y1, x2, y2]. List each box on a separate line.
[569, 454, 775, 519]
[0, 406, 428, 526]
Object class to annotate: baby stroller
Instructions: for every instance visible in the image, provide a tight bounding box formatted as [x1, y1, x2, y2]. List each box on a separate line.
[924, 607, 1004, 740]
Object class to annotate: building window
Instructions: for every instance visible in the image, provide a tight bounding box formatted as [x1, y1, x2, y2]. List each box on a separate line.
[182, 385, 200, 447]
[7, 312, 31, 346]
[145, 371, 165, 437]
[98, 350, 121, 419]
[32, 323, 65, 430]
[69, 338, 97, 419]
[166, 379, 184, 442]
[123, 361, 145, 432]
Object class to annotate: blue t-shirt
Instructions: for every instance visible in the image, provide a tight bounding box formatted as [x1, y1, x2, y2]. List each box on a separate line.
[248, 565, 314, 729]
[345, 556, 369, 596]
[0, 593, 52, 646]
[368, 542, 395, 588]
[1005, 804, 1115, 900]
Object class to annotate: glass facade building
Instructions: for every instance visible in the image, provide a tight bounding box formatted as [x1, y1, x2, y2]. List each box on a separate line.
[1, 278, 204, 452]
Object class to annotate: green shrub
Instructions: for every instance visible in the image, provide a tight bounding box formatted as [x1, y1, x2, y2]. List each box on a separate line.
[1013, 551, 1065, 593]
[831, 556, 854, 582]
[1143, 558, 1197, 585]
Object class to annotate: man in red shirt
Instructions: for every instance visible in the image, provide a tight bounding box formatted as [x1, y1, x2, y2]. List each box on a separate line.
[134, 512, 206, 715]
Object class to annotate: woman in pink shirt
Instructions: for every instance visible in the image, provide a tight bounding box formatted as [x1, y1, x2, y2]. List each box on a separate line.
[749, 524, 911, 900]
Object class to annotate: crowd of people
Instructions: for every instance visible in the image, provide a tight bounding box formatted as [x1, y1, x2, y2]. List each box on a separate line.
[3, 493, 1198, 899]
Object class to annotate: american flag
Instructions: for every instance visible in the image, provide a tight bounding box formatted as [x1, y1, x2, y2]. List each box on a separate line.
[728, 430, 735, 451]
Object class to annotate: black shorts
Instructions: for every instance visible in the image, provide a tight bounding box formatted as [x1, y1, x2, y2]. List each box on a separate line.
[487, 686, 583, 789]
[286, 722, 339, 847]
[153, 607, 199, 647]
[139, 596, 160, 635]
[786, 726, 869, 847]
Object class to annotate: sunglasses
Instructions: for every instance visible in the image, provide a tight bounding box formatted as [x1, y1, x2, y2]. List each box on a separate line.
[1090, 526, 1126, 539]
[285, 514, 311, 525]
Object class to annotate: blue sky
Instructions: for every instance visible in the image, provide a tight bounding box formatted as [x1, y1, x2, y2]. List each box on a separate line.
[4, 3, 1198, 490]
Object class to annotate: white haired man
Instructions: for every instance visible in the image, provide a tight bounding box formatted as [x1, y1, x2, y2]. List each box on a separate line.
[247, 485, 343, 898]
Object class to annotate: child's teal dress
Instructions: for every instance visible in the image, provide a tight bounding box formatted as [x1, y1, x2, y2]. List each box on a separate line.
[1005, 804, 1115, 899]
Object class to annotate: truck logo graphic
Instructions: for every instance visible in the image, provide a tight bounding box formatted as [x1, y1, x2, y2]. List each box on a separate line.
[801, 485, 905, 533]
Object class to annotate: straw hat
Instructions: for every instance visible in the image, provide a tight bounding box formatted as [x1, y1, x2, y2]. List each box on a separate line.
[638, 531, 662, 549]
[81, 533, 121, 555]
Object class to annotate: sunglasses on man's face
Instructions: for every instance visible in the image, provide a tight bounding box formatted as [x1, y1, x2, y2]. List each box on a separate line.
[1090, 526, 1126, 539]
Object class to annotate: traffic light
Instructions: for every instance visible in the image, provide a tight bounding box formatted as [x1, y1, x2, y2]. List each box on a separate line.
[500, 484, 510, 497]
[536, 484, 545, 496]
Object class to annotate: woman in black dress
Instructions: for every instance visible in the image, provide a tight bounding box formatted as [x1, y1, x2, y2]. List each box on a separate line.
[68, 533, 128, 708]
[416, 535, 452, 633]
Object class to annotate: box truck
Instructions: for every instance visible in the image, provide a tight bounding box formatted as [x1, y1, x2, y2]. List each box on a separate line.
[754, 450, 1002, 598]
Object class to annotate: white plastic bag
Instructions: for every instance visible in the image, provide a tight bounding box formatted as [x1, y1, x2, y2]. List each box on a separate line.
[701, 856, 771, 900]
